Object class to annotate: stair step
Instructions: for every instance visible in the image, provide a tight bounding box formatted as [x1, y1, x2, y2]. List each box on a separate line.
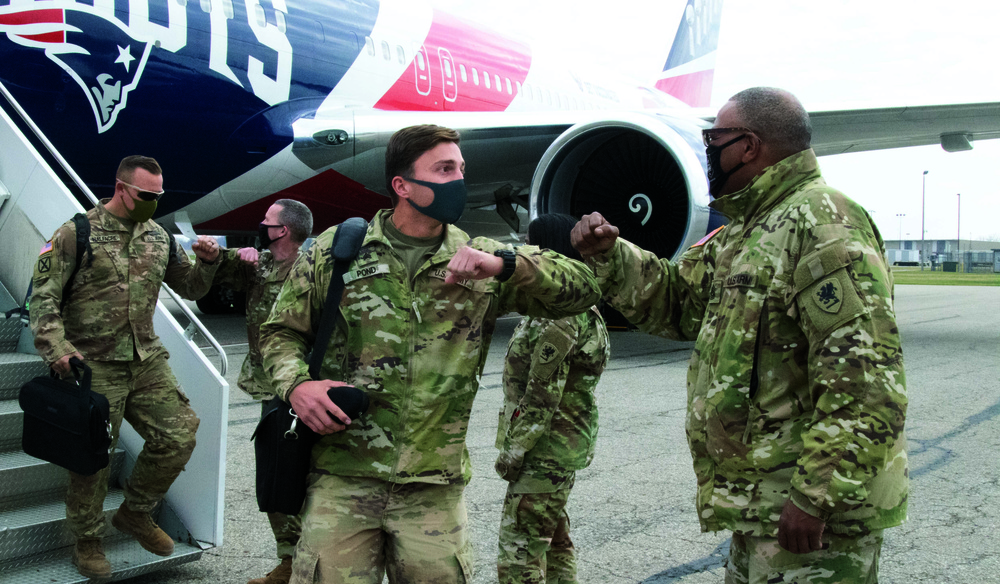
[0, 353, 47, 398]
[0, 282, 23, 354]
[0, 534, 202, 583]
[0, 488, 127, 562]
[0, 399, 21, 451]
[0, 449, 125, 507]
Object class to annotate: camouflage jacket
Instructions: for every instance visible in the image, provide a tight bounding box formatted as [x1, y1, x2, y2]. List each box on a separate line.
[495, 306, 609, 486]
[30, 199, 219, 364]
[590, 150, 907, 537]
[260, 209, 601, 485]
[213, 248, 301, 399]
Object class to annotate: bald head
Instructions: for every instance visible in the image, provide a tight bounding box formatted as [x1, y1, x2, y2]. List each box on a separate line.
[728, 87, 812, 160]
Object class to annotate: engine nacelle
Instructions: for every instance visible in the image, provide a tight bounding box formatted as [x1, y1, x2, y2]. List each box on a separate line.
[529, 112, 712, 261]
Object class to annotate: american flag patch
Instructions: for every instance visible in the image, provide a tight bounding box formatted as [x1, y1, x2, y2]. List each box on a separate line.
[38, 241, 52, 255]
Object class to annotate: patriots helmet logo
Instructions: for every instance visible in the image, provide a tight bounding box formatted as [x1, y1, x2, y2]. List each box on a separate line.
[0, 5, 153, 133]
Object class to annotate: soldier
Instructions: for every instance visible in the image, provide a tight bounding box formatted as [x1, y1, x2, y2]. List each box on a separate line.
[259, 124, 601, 584]
[495, 214, 610, 584]
[30, 155, 221, 579]
[571, 88, 908, 583]
[211, 199, 313, 584]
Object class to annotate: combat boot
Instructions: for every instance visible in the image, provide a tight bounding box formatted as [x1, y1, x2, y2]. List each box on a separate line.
[248, 556, 293, 584]
[111, 502, 174, 556]
[72, 538, 112, 579]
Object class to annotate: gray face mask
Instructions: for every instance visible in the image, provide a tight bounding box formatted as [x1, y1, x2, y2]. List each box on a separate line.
[405, 177, 468, 224]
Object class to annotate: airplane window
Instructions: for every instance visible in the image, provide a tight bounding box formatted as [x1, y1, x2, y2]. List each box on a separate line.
[494, 74, 501, 92]
[505, 78, 512, 95]
[416, 51, 425, 70]
[397, 46, 405, 64]
[484, 71, 491, 89]
[199, 0, 210, 13]
[176, 0, 187, 7]
[471, 68, 479, 86]
[365, 37, 375, 57]
[545, 89, 552, 106]
[221, 0, 233, 19]
[459, 64, 468, 83]
[516, 81, 522, 95]
[444, 59, 453, 77]
[381, 41, 390, 61]
[275, 10, 286, 33]
[253, 2, 266, 28]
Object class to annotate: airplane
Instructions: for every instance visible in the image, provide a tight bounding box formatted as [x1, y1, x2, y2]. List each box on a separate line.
[2, 0, 999, 314]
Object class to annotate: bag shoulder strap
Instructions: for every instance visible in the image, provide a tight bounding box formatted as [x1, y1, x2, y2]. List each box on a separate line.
[62, 213, 93, 310]
[308, 217, 368, 380]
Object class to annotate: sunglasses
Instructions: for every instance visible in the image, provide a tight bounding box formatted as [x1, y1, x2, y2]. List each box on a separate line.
[117, 179, 165, 202]
[702, 127, 756, 147]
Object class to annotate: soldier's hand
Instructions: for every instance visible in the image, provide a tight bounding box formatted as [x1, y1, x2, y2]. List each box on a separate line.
[192, 236, 221, 263]
[237, 247, 259, 267]
[494, 452, 523, 482]
[288, 380, 352, 434]
[52, 352, 85, 377]
[777, 499, 826, 554]
[571, 212, 619, 259]
[445, 246, 504, 283]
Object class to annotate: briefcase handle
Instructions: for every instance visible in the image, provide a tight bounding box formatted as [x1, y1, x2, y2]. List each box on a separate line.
[51, 356, 92, 388]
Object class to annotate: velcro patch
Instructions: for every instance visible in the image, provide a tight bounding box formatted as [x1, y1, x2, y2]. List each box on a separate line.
[90, 235, 120, 244]
[38, 241, 52, 256]
[538, 342, 559, 364]
[343, 263, 390, 284]
[724, 273, 757, 288]
[692, 225, 725, 248]
[144, 233, 167, 242]
[37, 256, 50, 273]
[813, 277, 842, 313]
[430, 267, 473, 289]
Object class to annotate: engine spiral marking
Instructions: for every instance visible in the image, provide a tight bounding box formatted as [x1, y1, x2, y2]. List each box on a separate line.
[629, 194, 652, 226]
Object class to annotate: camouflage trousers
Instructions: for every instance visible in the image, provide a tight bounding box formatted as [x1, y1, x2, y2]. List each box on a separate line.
[66, 352, 199, 539]
[725, 530, 884, 584]
[497, 486, 577, 584]
[291, 474, 473, 584]
[259, 401, 302, 559]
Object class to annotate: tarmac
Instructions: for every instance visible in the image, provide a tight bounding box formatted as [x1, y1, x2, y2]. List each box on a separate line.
[130, 284, 999, 584]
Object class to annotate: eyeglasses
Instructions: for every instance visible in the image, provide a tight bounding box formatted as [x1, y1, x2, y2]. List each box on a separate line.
[702, 127, 756, 147]
[117, 179, 165, 201]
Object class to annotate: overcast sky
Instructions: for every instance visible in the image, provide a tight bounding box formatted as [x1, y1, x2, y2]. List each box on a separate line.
[433, 0, 1000, 241]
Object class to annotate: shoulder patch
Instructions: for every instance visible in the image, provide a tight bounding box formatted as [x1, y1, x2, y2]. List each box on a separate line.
[538, 341, 560, 365]
[813, 278, 843, 313]
[691, 225, 725, 248]
[38, 241, 52, 256]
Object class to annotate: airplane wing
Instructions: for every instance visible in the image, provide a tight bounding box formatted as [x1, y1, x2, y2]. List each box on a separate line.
[705, 102, 1000, 156]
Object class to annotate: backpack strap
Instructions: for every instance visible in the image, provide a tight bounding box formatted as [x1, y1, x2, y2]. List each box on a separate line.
[165, 228, 179, 266]
[308, 217, 368, 381]
[62, 213, 93, 310]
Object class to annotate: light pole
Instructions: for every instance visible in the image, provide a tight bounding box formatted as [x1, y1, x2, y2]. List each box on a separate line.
[921, 170, 928, 271]
[956, 193, 961, 269]
[896, 213, 905, 244]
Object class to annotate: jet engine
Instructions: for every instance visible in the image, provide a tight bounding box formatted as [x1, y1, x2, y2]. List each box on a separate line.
[529, 112, 714, 261]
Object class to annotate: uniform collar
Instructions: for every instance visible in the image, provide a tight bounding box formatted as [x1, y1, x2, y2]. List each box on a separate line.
[367, 209, 470, 259]
[709, 149, 823, 222]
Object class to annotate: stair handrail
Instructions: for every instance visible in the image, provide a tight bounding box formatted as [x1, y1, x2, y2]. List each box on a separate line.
[0, 80, 227, 375]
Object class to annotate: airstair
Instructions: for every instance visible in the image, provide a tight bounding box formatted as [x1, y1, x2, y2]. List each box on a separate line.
[0, 84, 229, 582]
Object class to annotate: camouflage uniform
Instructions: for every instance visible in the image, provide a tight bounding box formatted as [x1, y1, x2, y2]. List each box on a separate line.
[30, 199, 218, 538]
[495, 306, 609, 584]
[588, 151, 907, 581]
[259, 209, 601, 584]
[213, 247, 303, 559]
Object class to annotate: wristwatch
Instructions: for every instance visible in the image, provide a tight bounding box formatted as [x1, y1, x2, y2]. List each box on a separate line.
[493, 249, 517, 282]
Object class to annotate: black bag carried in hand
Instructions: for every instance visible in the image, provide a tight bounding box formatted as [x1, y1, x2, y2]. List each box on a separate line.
[252, 217, 369, 515]
[19, 357, 112, 476]
[252, 386, 370, 515]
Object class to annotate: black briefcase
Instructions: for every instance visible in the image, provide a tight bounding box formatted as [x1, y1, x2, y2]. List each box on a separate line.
[18, 358, 112, 476]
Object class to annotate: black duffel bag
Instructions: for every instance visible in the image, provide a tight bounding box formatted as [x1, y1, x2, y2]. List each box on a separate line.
[19, 357, 112, 476]
[252, 385, 369, 515]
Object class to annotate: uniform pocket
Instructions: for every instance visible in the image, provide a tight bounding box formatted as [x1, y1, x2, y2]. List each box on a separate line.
[793, 243, 869, 342]
[455, 539, 474, 583]
[290, 542, 320, 583]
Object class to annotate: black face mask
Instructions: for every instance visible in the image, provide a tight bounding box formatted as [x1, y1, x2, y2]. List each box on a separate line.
[706, 134, 748, 197]
[258, 223, 285, 250]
